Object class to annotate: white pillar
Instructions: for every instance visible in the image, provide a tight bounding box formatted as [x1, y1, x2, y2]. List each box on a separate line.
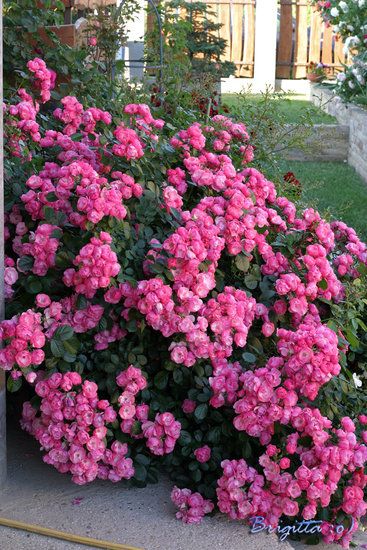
[0, 0, 6, 487]
[252, 0, 278, 92]
[124, 0, 145, 80]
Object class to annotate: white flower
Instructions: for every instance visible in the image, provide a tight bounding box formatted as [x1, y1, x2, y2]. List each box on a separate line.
[347, 25, 354, 31]
[339, 1, 348, 12]
[348, 80, 356, 88]
[358, 0, 365, 7]
[337, 72, 347, 82]
[353, 373, 362, 388]
[344, 35, 361, 53]
[334, 25, 340, 32]
[330, 7, 339, 16]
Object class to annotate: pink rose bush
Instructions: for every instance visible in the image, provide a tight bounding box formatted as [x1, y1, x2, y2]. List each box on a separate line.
[3, 58, 367, 547]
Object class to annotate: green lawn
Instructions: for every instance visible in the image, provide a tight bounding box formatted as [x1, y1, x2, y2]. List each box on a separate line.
[222, 93, 336, 124]
[282, 161, 367, 240]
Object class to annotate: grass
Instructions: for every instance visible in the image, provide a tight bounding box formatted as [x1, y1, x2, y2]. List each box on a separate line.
[280, 161, 367, 240]
[222, 93, 336, 124]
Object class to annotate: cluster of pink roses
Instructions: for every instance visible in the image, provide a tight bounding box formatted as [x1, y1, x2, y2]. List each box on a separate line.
[0, 310, 45, 378]
[63, 232, 120, 298]
[21, 160, 143, 229]
[4, 88, 41, 158]
[94, 324, 126, 351]
[27, 58, 56, 103]
[142, 413, 181, 456]
[3, 58, 367, 547]
[4, 257, 19, 300]
[37, 294, 104, 337]
[116, 365, 149, 434]
[112, 103, 164, 160]
[194, 445, 211, 463]
[16, 223, 61, 277]
[21, 372, 135, 484]
[216, 421, 367, 547]
[53, 96, 84, 135]
[171, 486, 214, 524]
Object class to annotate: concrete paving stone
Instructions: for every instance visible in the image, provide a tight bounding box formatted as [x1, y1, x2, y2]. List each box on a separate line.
[0, 426, 366, 550]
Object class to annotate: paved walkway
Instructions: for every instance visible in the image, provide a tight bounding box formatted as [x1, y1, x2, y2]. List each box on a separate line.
[0, 425, 366, 550]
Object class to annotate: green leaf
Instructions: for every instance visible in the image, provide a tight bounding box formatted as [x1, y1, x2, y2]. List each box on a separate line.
[135, 453, 150, 466]
[46, 192, 57, 202]
[319, 279, 328, 290]
[133, 463, 147, 482]
[26, 276, 42, 294]
[63, 337, 80, 355]
[235, 255, 250, 272]
[242, 352, 256, 363]
[62, 352, 77, 363]
[76, 295, 88, 310]
[50, 339, 65, 358]
[346, 329, 360, 349]
[51, 228, 63, 239]
[43, 206, 66, 226]
[154, 370, 169, 390]
[17, 256, 34, 272]
[179, 431, 192, 447]
[207, 426, 221, 444]
[173, 368, 184, 385]
[191, 469, 202, 482]
[53, 325, 74, 341]
[194, 403, 208, 421]
[244, 274, 258, 290]
[7, 376, 22, 393]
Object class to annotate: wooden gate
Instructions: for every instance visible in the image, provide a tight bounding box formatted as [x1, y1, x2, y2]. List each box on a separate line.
[277, 0, 349, 79]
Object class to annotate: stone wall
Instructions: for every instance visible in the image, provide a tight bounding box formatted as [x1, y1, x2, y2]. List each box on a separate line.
[282, 124, 349, 162]
[311, 85, 367, 183]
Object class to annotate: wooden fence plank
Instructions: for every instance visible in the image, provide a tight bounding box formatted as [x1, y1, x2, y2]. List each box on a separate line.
[309, 4, 322, 64]
[276, 0, 293, 78]
[321, 23, 333, 66]
[334, 34, 345, 71]
[231, 1, 244, 75]
[242, 1, 255, 77]
[293, 1, 308, 78]
[219, 1, 232, 63]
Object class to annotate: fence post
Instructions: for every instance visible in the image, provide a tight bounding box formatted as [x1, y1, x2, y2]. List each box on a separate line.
[252, 0, 278, 92]
[0, 0, 6, 488]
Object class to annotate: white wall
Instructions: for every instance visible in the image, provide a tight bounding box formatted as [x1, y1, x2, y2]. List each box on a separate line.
[221, 78, 311, 95]
[0, 0, 6, 487]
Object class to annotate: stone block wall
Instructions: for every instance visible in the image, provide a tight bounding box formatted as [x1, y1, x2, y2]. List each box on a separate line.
[311, 85, 367, 183]
[282, 124, 349, 162]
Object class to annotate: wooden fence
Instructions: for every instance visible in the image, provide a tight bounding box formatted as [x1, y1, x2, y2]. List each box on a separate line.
[277, 0, 349, 79]
[150, 0, 350, 79]
[205, 1, 256, 78]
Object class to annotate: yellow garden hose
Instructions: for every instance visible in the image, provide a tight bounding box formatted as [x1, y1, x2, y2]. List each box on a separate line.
[0, 517, 143, 550]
